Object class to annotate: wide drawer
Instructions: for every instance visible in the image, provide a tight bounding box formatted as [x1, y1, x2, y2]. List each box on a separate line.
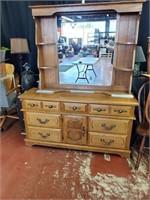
[89, 117, 129, 134]
[26, 112, 61, 128]
[88, 104, 109, 115]
[110, 106, 133, 117]
[42, 101, 60, 112]
[28, 127, 62, 142]
[24, 100, 41, 109]
[62, 102, 87, 113]
[88, 132, 127, 149]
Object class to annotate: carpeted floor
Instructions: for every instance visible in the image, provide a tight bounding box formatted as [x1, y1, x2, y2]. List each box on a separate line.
[0, 121, 149, 200]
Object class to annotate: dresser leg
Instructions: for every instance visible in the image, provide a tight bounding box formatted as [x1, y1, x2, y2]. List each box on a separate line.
[25, 140, 34, 147]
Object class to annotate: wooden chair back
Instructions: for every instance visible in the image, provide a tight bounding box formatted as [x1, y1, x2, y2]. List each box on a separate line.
[145, 91, 150, 124]
[137, 80, 150, 125]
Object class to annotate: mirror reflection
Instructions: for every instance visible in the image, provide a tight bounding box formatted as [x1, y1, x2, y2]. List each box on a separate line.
[57, 12, 116, 86]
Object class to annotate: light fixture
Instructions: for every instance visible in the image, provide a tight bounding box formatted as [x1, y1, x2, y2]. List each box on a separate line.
[134, 46, 146, 76]
[61, 16, 74, 23]
[10, 38, 30, 74]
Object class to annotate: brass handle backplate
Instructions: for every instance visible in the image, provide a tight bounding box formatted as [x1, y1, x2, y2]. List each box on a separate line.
[100, 139, 114, 146]
[114, 109, 127, 113]
[101, 123, 116, 130]
[37, 118, 49, 124]
[28, 103, 38, 107]
[38, 132, 50, 138]
[96, 108, 106, 112]
[72, 106, 78, 110]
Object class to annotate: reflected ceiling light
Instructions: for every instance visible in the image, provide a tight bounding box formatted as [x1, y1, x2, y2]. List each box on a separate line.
[77, 16, 82, 19]
[61, 16, 74, 22]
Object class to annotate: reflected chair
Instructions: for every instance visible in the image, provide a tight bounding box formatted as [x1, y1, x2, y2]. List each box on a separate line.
[134, 80, 150, 170]
[0, 68, 19, 130]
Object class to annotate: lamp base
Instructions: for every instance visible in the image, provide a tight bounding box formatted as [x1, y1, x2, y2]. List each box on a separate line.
[134, 63, 140, 76]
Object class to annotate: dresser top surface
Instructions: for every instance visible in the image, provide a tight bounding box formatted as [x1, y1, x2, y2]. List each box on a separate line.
[19, 88, 138, 106]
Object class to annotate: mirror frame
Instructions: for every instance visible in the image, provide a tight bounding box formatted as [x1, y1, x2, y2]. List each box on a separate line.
[30, 0, 145, 93]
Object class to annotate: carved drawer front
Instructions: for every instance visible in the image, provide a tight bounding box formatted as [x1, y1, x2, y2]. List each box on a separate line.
[63, 102, 87, 113]
[89, 104, 109, 115]
[24, 100, 41, 109]
[28, 127, 62, 142]
[88, 132, 127, 149]
[111, 106, 133, 117]
[26, 113, 60, 128]
[89, 117, 129, 134]
[42, 101, 60, 112]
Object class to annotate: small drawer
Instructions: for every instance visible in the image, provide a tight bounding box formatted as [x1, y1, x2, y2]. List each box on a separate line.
[28, 127, 62, 142]
[89, 104, 109, 115]
[88, 132, 127, 149]
[24, 100, 41, 109]
[42, 101, 60, 112]
[26, 112, 61, 128]
[89, 117, 129, 134]
[63, 102, 87, 113]
[110, 106, 133, 117]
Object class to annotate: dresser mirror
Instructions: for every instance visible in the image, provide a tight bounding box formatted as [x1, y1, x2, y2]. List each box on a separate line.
[57, 12, 117, 86]
[30, 1, 144, 92]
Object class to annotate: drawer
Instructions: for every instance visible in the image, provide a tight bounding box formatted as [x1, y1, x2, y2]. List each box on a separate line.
[28, 127, 62, 142]
[24, 100, 41, 109]
[26, 112, 61, 128]
[63, 102, 87, 113]
[89, 117, 129, 134]
[110, 106, 133, 117]
[88, 104, 109, 115]
[88, 132, 127, 149]
[42, 101, 60, 112]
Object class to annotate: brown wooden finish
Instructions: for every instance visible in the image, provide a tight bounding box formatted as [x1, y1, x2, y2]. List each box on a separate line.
[112, 13, 140, 92]
[30, 1, 144, 16]
[134, 81, 150, 169]
[30, 0, 145, 92]
[20, 1, 146, 157]
[63, 115, 87, 145]
[20, 88, 138, 158]
[28, 127, 62, 142]
[88, 132, 128, 149]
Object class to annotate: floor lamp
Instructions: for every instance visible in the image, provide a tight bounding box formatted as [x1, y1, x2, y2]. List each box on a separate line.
[10, 38, 30, 74]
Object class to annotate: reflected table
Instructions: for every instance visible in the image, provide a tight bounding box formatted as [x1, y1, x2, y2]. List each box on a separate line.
[72, 57, 99, 83]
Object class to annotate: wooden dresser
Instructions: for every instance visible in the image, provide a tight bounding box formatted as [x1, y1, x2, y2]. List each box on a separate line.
[20, 88, 137, 157]
[19, 1, 146, 158]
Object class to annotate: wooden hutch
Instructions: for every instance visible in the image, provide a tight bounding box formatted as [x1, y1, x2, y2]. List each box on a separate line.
[20, 0, 145, 157]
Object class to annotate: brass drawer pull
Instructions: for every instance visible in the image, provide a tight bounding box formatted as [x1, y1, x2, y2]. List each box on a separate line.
[72, 106, 78, 110]
[114, 109, 127, 113]
[96, 108, 106, 112]
[28, 103, 37, 107]
[101, 123, 116, 130]
[100, 139, 114, 145]
[37, 118, 49, 124]
[38, 132, 50, 138]
[48, 105, 53, 108]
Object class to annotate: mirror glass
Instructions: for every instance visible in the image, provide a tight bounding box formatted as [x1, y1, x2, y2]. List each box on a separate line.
[57, 12, 117, 86]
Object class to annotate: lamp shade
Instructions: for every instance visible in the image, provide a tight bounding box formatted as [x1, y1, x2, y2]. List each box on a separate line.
[10, 38, 30, 54]
[135, 46, 146, 63]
